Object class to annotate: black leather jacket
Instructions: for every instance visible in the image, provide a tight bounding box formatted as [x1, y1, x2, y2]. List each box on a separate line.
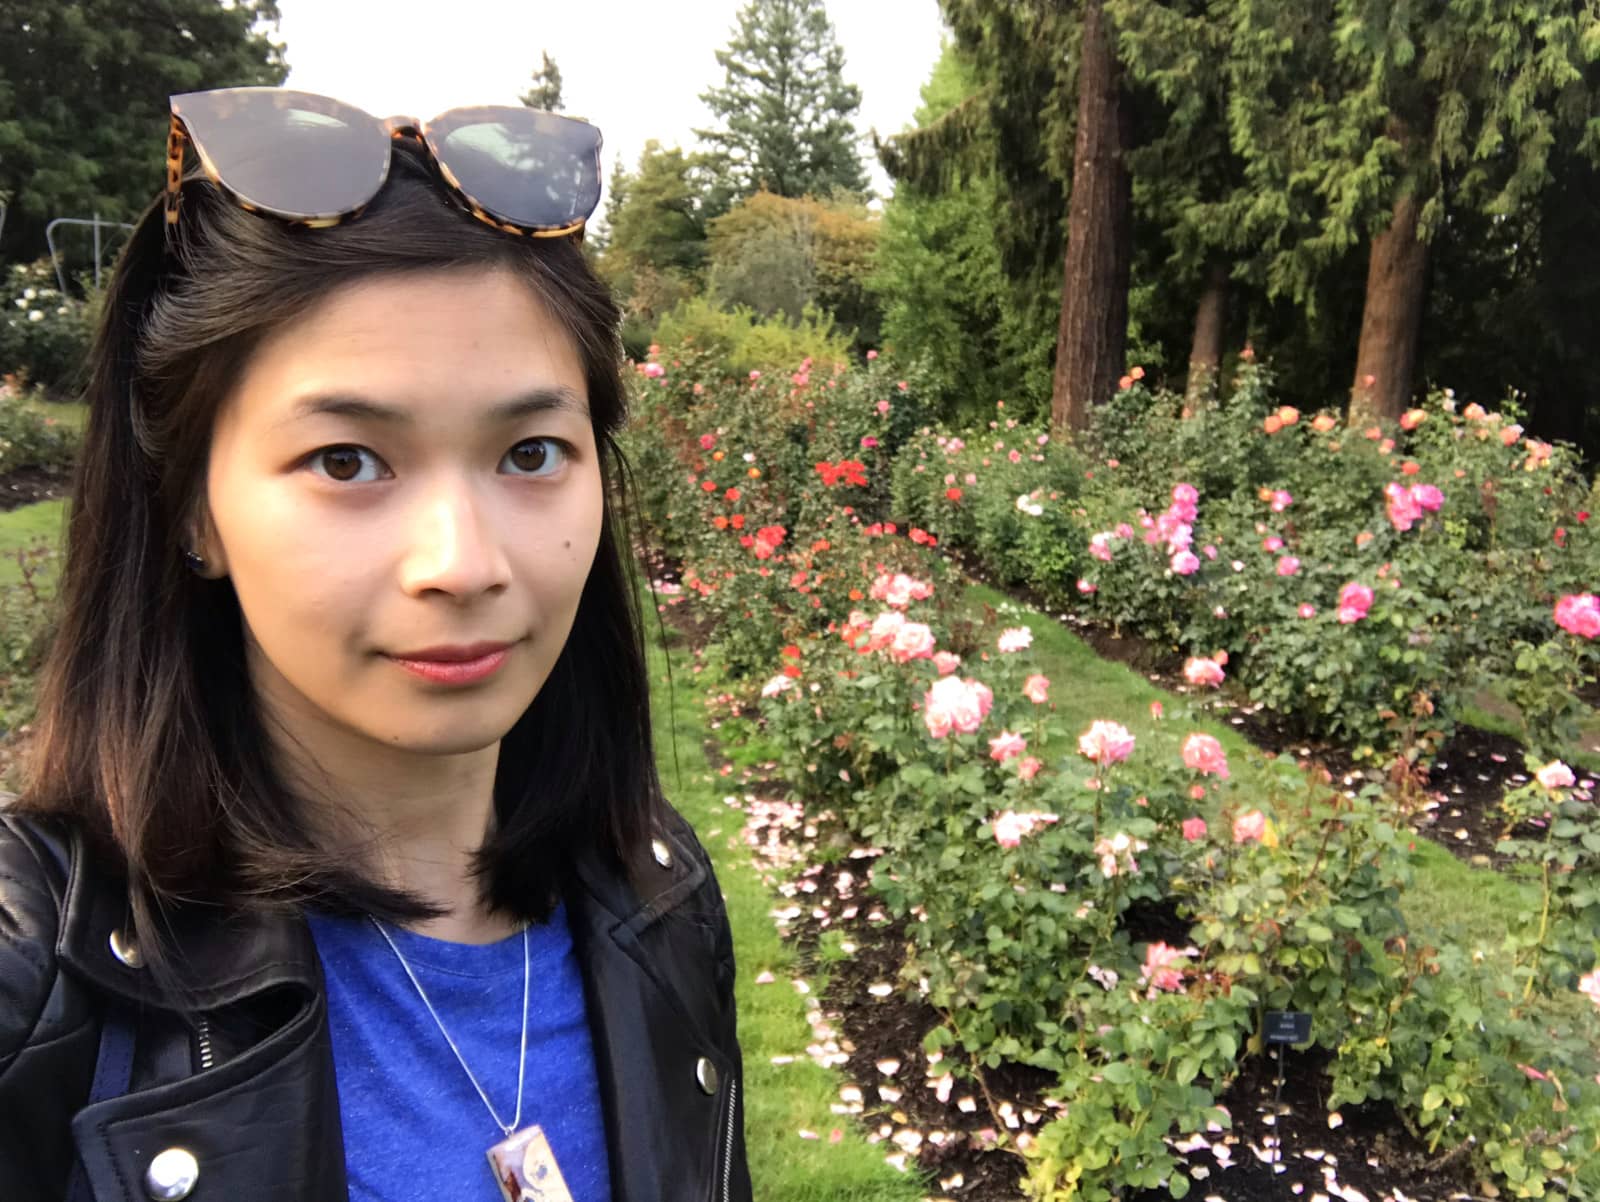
[0, 806, 753, 1202]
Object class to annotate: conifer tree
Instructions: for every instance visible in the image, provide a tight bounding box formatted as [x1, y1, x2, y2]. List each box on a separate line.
[0, 0, 286, 260]
[519, 51, 564, 112]
[696, 0, 869, 201]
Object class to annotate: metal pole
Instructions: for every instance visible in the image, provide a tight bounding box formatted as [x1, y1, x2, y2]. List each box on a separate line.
[92, 212, 102, 289]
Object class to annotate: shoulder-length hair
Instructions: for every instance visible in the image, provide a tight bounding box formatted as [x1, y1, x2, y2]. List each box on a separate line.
[17, 141, 661, 938]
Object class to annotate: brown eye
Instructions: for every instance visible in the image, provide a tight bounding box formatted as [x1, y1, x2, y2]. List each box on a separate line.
[503, 439, 565, 477]
[310, 446, 385, 483]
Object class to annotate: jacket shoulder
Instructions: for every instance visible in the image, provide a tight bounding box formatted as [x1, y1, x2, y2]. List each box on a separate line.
[0, 810, 73, 1080]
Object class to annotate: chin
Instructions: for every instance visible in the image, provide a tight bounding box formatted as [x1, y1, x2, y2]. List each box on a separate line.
[372, 712, 523, 758]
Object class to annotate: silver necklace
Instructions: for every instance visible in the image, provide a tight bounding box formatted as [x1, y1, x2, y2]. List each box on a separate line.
[369, 917, 577, 1201]
[370, 916, 530, 1135]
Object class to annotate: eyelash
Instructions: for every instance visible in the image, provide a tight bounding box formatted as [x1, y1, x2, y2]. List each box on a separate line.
[306, 438, 572, 484]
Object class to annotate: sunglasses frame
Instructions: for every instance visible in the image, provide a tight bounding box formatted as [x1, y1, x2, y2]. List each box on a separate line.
[165, 88, 601, 241]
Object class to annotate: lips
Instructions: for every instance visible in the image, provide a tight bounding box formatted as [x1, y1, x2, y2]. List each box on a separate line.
[383, 641, 516, 685]
[390, 641, 514, 663]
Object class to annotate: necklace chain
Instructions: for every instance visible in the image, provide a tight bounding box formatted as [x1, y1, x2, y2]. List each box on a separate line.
[371, 917, 531, 1137]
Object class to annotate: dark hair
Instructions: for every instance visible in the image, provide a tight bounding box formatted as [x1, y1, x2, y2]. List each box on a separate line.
[17, 142, 662, 947]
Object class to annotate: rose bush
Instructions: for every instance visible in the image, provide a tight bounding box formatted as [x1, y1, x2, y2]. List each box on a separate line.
[886, 358, 1600, 767]
[623, 343, 1600, 1199]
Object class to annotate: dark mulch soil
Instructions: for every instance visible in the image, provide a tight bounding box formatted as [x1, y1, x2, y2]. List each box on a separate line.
[0, 465, 70, 512]
[732, 783, 1478, 1202]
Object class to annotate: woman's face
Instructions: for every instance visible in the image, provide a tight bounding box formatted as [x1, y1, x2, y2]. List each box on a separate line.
[203, 267, 603, 767]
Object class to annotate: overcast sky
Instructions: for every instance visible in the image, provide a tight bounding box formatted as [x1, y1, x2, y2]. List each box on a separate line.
[272, 0, 949, 210]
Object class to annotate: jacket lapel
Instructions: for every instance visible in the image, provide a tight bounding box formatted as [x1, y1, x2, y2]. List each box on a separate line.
[564, 819, 736, 1202]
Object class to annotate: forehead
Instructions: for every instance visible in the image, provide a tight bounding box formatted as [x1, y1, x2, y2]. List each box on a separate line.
[227, 267, 588, 420]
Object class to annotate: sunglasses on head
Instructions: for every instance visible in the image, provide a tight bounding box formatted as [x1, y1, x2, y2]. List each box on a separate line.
[166, 88, 604, 239]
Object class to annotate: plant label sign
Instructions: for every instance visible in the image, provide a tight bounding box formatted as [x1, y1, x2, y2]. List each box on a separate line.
[1264, 1010, 1312, 1045]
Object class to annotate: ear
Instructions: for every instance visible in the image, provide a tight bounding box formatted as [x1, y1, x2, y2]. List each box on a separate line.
[187, 500, 230, 580]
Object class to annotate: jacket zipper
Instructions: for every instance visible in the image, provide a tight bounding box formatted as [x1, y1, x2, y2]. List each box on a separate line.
[721, 1075, 738, 1202]
[196, 1014, 215, 1071]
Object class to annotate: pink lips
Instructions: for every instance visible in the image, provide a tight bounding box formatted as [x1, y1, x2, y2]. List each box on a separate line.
[385, 642, 513, 685]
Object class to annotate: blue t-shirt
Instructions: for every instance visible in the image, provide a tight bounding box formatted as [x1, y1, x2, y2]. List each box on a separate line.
[308, 903, 612, 1202]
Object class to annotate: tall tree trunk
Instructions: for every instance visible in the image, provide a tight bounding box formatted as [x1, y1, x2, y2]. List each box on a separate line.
[1350, 189, 1429, 422]
[1051, 0, 1133, 433]
[1185, 260, 1229, 403]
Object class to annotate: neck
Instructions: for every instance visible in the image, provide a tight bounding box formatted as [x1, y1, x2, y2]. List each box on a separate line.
[262, 708, 518, 945]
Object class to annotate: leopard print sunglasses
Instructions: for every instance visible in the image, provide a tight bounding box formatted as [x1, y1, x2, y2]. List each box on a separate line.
[166, 88, 603, 239]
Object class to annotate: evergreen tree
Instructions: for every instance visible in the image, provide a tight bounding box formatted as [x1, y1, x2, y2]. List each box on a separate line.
[1207, 0, 1600, 420]
[873, 41, 1054, 416]
[0, 0, 287, 261]
[696, 0, 869, 201]
[519, 51, 564, 112]
[598, 141, 716, 324]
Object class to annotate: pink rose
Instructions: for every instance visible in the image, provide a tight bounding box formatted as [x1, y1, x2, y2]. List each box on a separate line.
[1263, 535, 1284, 552]
[1182, 733, 1230, 779]
[932, 650, 962, 676]
[1183, 657, 1225, 688]
[761, 674, 794, 699]
[1338, 582, 1374, 624]
[1298, 603, 1317, 619]
[1077, 578, 1098, 595]
[1536, 760, 1576, 790]
[1554, 594, 1600, 638]
[992, 809, 1058, 848]
[1276, 556, 1301, 577]
[1023, 673, 1051, 704]
[1411, 484, 1443, 512]
[865, 611, 906, 651]
[1089, 533, 1114, 561]
[1181, 817, 1208, 842]
[924, 676, 994, 739]
[989, 731, 1027, 762]
[1171, 550, 1201, 576]
[889, 622, 936, 663]
[1140, 942, 1195, 995]
[1016, 756, 1043, 781]
[1579, 968, 1600, 1008]
[1171, 483, 1199, 508]
[1232, 809, 1267, 844]
[1271, 490, 1293, 512]
[1078, 720, 1136, 767]
[1386, 481, 1422, 532]
[699, 433, 717, 450]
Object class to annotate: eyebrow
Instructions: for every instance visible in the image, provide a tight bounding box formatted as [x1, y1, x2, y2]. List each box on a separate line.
[280, 386, 589, 427]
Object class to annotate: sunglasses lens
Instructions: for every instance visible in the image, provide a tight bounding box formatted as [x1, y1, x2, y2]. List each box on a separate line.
[427, 108, 602, 231]
[173, 89, 387, 221]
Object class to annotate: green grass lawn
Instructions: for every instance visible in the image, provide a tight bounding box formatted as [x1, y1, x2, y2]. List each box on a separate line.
[645, 613, 930, 1201]
[0, 498, 65, 585]
[14, 394, 88, 434]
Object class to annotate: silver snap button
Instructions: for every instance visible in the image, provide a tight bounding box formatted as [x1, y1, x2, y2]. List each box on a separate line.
[696, 1056, 720, 1095]
[144, 1147, 198, 1200]
[651, 838, 673, 869]
[109, 928, 143, 969]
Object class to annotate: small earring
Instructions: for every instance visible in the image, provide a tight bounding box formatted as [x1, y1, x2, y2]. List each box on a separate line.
[183, 550, 206, 575]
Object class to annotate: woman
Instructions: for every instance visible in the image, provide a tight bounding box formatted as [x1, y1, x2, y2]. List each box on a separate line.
[0, 89, 750, 1202]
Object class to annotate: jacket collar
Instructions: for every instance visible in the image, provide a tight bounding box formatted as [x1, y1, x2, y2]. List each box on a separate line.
[56, 811, 707, 1010]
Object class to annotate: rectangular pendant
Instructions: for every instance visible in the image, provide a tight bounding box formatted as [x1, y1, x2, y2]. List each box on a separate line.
[488, 1124, 576, 1202]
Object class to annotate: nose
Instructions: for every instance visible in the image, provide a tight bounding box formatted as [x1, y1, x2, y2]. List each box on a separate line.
[397, 476, 513, 600]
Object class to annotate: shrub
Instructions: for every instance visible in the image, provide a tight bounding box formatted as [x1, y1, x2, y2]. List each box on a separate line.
[0, 261, 97, 398]
[650, 296, 854, 381]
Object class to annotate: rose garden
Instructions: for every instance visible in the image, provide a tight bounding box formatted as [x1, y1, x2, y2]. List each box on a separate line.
[6, 0, 1600, 1197]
